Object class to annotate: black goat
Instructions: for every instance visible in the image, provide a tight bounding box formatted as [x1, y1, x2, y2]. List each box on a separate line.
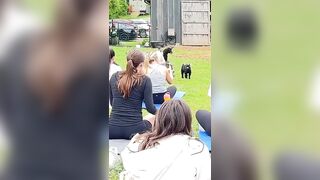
[163, 47, 173, 62]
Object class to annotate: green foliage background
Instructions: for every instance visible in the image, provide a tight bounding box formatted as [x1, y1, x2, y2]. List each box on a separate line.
[109, 0, 128, 19]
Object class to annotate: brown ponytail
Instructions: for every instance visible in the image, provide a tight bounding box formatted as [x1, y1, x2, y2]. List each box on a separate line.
[118, 49, 145, 98]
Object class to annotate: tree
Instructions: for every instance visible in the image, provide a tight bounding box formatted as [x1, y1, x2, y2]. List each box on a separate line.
[118, 0, 128, 17]
[109, 0, 119, 19]
[109, 0, 128, 19]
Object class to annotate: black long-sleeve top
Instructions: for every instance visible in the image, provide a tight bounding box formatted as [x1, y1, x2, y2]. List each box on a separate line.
[109, 72, 156, 126]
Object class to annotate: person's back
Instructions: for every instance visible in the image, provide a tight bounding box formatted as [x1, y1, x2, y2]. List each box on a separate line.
[109, 72, 154, 126]
[109, 49, 156, 139]
[147, 64, 167, 94]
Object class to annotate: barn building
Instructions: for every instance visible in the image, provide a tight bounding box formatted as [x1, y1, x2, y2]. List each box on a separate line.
[150, 0, 211, 46]
[128, 0, 150, 14]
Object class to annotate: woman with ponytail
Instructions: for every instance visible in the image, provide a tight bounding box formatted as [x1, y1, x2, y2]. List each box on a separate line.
[109, 49, 157, 139]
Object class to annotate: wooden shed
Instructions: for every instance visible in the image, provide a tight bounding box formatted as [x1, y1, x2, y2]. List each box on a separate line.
[129, 0, 150, 13]
[150, 0, 211, 46]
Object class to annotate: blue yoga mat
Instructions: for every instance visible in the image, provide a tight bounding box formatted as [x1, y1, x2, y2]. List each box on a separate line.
[199, 130, 211, 152]
[142, 91, 186, 110]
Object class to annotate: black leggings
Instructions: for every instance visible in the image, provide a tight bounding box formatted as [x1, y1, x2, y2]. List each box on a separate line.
[196, 110, 211, 136]
[153, 86, 177, 104]
[109, 120, 152, 139]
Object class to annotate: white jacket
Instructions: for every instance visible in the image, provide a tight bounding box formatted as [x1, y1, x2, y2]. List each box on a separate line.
[120, 134, 211, 180]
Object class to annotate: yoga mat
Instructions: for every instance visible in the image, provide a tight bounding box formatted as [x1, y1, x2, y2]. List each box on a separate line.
[199, 130, 211, 152]
[142, 91, 186, 110]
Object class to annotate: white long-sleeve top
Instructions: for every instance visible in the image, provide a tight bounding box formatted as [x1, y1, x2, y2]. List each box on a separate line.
[120, 134, 211, 180]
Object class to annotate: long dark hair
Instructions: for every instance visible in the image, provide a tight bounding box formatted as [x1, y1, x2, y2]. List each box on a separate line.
[109, 48, 119, 68]
[117, 49, 145, 98]
[109, 48, 115, 64]
[137, 100, 193, 151]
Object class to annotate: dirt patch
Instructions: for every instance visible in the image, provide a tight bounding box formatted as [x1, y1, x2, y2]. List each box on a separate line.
[176, 46, 211, 51]
[174, 46, 211, 60]
[174, 54, 211, 60]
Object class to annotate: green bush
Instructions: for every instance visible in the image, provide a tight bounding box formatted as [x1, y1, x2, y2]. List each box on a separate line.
[109, 0, 128, 19]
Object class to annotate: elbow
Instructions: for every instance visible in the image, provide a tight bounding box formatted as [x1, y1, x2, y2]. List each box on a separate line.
[148, 107, 157, 115]
[167, 78, 173, 84]
[151, 109, 157, 115]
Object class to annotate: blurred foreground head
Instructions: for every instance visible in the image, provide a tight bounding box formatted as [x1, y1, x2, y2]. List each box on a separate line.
[25, 0, 107, 112]
[54, 0, 106, 31]
[0, 0, 107, 179]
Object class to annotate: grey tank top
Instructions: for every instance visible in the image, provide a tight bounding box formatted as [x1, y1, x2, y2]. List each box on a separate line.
[148, 64, 167, 93]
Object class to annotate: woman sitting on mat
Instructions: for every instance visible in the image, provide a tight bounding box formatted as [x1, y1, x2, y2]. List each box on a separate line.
[144, 51, 177, 104]
[109, 49, 157, 139]
[121, 100, 211, 180]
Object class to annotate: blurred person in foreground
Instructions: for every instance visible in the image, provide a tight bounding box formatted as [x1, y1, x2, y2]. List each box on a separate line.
[120, 100, 211, 180]
[0, 0, 107, 179]
[212, 119, 257, 180]
[212, 86, 257, 180]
